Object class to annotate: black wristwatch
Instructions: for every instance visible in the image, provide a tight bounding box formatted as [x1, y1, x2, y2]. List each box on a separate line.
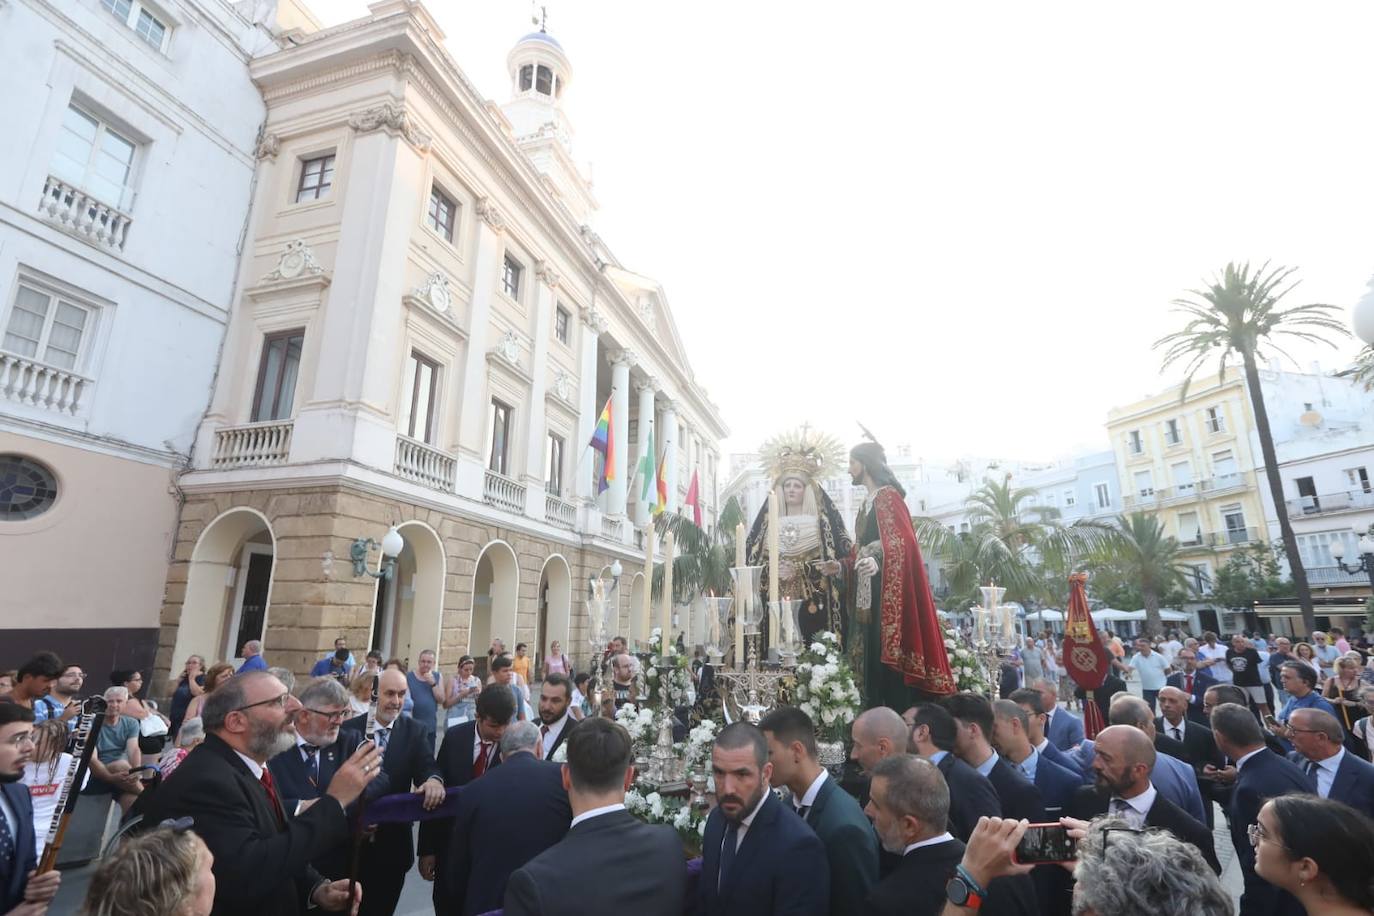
[945, 865, 987, 910]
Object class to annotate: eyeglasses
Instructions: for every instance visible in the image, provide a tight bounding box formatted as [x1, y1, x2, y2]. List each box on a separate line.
[1, 732, 35, 748]
[1247, 822, 1290, 852]
[304, 707, 349, 723]
[234, 692, 290, 713]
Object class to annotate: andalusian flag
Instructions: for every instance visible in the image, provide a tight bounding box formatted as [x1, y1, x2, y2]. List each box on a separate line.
[638, 424, 656, 504]
[589, 395, 613, 493]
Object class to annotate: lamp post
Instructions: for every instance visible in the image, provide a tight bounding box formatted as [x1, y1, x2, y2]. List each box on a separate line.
[350, 526, 404, 580]
[1329, 531, 1374, 595]
[1353, 278, 1374, 346]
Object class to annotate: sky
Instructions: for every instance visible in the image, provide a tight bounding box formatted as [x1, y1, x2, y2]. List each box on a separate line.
[308, 0, 1369, 465]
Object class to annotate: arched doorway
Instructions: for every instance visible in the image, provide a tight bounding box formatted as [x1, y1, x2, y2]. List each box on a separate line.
[537, 555, 572, 672]
[173, 508, 276, 666]
[369, 521, 445, 667]
[470, 540, 519, 676]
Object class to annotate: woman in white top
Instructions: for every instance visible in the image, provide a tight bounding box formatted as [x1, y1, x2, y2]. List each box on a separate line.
[444, 656, 482, 727]
[22, 719, 77, 858]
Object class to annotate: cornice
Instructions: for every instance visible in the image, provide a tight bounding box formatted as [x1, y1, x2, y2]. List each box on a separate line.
[348, 100, 432, 153]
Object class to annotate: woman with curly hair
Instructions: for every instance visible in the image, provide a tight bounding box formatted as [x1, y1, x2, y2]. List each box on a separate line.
[1254, 794, 1374, 916]
[181, 662, 233, 731]
[81, 824, 214, 916]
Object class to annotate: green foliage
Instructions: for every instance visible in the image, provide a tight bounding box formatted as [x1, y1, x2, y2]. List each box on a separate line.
[650, 496, 747, 602]
[1085, 512, 1196, 636]
[1209, 543, 1290, 610]
[1352, 346, 1374, 392]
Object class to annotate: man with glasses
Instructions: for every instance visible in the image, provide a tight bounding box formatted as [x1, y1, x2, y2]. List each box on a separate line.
[0, 702, 61, 914]
[139, 670, 384, 916]
[1165, 648, 1215, 725]
[1282, 708, 1374, 816]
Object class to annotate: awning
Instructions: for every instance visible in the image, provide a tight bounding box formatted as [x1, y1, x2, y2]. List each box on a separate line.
[1253, 603, 1367, 618]
[1027, 609, 1064, 621]
[1093, 608, 1133, 621]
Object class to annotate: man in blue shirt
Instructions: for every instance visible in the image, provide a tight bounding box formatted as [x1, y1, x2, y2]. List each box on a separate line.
[236, 640, 268, 673]
[1269, 661, 1338, 752]
[310, 638, 355, 683]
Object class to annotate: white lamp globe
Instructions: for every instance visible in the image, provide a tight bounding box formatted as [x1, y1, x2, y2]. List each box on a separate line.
[1359, 534, 1374, 556]
[610, 559, 624, 579]
[1331, 539, 1347, 561]
[1354, 277, 1374, 345]
[380, 525, 405, 558]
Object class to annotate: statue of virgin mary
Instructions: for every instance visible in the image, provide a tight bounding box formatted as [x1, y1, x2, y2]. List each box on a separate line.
[744, 428, 854, 648]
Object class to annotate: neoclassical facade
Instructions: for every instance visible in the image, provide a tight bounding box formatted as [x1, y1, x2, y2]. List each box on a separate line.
[155, 0, 726, 682]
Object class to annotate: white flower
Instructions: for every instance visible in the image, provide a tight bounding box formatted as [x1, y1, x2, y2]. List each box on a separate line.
[698, 819, 708, 837]
[810, 642, 826, 654]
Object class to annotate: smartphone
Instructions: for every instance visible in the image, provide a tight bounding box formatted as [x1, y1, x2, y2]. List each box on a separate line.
[1263, 714, 1280, 730]
[1012, 823, 1078, 865]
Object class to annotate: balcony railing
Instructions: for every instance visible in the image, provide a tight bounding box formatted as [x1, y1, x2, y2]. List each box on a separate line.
[1209, 527, 1259, 547]
[0, 352, 90, 415]
[1305, 565, 1371, 587]
[1284, 489, 1374, 519]
[1179, 532, 1207, 548]
[483, 469, 525, 514]
[212, 420, 293, 468]
[544, 494, 576, 531]
[1122, 492, 1157, 509]
[395, 436, 455, 492]
[38, 175, 132, 252]
[600, 515, 624, 541]
[1198, 473, 1245, 494]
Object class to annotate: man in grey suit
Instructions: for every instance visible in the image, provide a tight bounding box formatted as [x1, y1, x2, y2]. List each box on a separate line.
[504, 717, 685, 916]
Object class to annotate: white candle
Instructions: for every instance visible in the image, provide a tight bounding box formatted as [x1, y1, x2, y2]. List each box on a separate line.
[735, 523, 746, 664]
[639, 525, 653, 647]
[767, 491, 781, 645]
[660, 531, 674, 648]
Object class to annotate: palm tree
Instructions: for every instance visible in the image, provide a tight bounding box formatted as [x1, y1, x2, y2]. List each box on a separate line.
[651, 496, 746, 601]
[1156, 261, 1349, 634]
[1089, 512, 1195, 637]
[915, 478, 1110, 606]
[1351, 346, 1374, 391]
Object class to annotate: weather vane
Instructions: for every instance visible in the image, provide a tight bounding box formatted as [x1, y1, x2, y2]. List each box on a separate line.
[531, 2, 548, 31]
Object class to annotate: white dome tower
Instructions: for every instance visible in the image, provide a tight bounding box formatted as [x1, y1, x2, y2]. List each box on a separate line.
[502, 28, 597, 223]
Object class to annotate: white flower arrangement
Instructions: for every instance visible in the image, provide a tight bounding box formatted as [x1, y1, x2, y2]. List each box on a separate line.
[614, 702, 658, 746]
[644, 628, 693, 709]
[792, 631, 861, 741]
[942, 622, 984, 692]
[625, 786, 709, 845]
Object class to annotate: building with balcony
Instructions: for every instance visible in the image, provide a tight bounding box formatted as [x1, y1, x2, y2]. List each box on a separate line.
[155, 2, 726, 681]
[0, 0, 288, 671]
[1106, 366, 1269, 600]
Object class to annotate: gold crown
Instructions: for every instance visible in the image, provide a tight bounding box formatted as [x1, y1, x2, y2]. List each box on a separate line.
[759, 426, 845, 484]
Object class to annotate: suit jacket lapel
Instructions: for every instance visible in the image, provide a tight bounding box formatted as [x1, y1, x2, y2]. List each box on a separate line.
[720, 792, 779, 900]
[208, 735, 279, 831]
[806, 776, 835, 824]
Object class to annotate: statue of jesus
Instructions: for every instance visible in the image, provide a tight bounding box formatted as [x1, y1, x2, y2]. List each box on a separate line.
[820, 440, 954, 708]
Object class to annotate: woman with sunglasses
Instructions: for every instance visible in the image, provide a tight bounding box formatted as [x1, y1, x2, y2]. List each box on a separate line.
[1252, 794, 1374, 915]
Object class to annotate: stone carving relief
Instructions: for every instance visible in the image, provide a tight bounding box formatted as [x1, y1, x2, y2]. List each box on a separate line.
[254, 132, 281, 160]
[410, 272, 452, 315]
[347, 102, 432, 152]
[534, 259, 560, 289]
[476, 197, 506, 232]
[497, 330, 521, 365]
[553, 370, 572, 401]
[263, 239, 326, 282]
[639, 298, 657, 331]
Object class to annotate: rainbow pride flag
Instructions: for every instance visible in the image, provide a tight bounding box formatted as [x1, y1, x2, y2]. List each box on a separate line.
[589, 395, 613, 493]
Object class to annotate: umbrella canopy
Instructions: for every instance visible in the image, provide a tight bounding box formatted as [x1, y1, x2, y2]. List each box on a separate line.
[1130, 608, 1190, 621]
[1027, 609, 1064, 621]
[1093, 608, 1133, 621]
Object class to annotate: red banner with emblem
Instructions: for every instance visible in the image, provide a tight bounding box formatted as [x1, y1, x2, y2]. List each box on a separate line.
[1062, 572, 1112, 737]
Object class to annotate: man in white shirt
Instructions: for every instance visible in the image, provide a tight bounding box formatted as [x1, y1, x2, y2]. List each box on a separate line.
[1124, 638, 1170, 712]
[1196, 632, 1232, 683]
[535, 674, 575, 761]
[1310, 632, 1341, 679]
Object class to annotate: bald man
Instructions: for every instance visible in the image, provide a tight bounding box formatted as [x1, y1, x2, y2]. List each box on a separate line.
[850, 708, 909, 778]
[1065, 725, 1220, 874]
[344, 668, 445, 916]
[1105, 695, 1207, 826]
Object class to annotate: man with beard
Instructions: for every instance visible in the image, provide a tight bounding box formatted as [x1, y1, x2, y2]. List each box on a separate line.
[535, 674, 576, 761]
[697, 723, 829, 916]
[343, 669, 444, 916]
[139, 670, 383, 916]
[0, 702, 60, 915]
[1064, 725, 1220, 873]
[862, 754, 1034, 916]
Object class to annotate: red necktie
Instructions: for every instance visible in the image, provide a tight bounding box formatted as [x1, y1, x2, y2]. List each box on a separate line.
[473, 741, 493, 777]
[1185, 674, 1194, 693]
[260, 769, 285, 826]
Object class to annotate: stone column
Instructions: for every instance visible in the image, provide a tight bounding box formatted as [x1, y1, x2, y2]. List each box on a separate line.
[606, 350, 635, 517]
[454, 198, 506, 499]
[523, 261, 559, 519]
[632, 379, 658, 526]
[575, 306, 607, 503]
[660, 398, 679, 516]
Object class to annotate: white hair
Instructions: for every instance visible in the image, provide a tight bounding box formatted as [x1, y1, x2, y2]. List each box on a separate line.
[103, 686, 129, 701]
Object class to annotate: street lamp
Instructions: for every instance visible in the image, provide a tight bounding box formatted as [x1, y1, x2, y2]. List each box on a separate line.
[1354, 278, 1374, 345]
[1328, 532, 1374, 593]
[350, 525, 404, 580]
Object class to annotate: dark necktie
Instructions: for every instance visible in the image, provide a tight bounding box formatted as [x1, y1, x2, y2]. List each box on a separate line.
[473, 740, 493, 777]
[1171, 726, 1182, 741]
[795, 803, 810, 821]
[540, 724, 551, 757]
[375, 727, 390, 751]
[303, 745, 320, 787]
[1305, 759, 1318, 778]
[719, 821, 739, 889]
[260, 769, 285, 826]
[0, 804, 15, 872]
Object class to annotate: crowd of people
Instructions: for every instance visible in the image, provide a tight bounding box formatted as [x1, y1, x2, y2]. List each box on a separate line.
[3, 621, 1374, 916]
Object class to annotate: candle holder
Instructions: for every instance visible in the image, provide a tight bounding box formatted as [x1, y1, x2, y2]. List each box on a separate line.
[769, 599, 804, 667]
[701, 597, 733, 665]
[585, 585, 612, 710]
[972, 585, 1020, 697]
[714, 566, 791, 723]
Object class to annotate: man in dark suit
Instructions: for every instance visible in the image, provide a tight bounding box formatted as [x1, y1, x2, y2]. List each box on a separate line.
[1211, 702, 1314, 916]
[1157, 685, 1226, 827]
[908, 704, 1001, 842]
[338, 669, 444, 916]
[1008, 688, 1083, 777]
[944, 693, 1045, 823]
[1107, 695, 1208, 825]
[269, 677, 370, 879]
[138, 670, 383, 916]
[761, 707, 878, 916]
[863, 754, 1035, 916]
[0, 703, 59, 914]
[1031, 681, 1084, 751]
[534, 674, 577, 761]
[441, 720, 570, 915]
[698, 722, 829, 916]
[1285, 708, 1374, 817]
[989, 700, 1081, 814]
[505, 717, 684, 916]
[418, 683, 514, 909]
[1065, 725, 1220, 873]
[1168, 648, 1218, 724]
